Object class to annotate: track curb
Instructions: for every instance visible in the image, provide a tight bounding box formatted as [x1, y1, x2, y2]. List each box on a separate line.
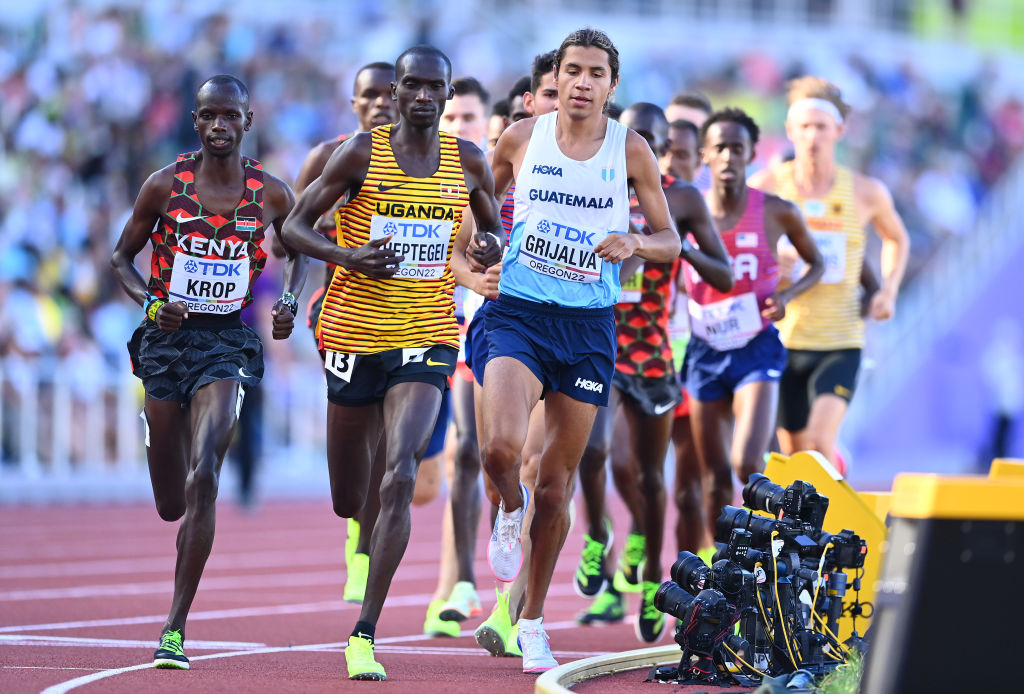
[534, 644, 680, 693]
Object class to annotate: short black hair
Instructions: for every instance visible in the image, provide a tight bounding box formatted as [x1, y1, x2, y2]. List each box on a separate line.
[354, 62, 395, 87]
[555, 28, 620, 83]
[623, 102, 667, 126]
[669, 91, 712, 115]
[530, 50, 557, 94]
[395, 45, 452, 81]
[491, 98, 509, 118]
[452, 76, 489, 106]
[508, 75, 531, 104]
[669, 118, 700, 141]
[605, 102, 624, 121]
[196, 74, 249, 109]
[699, 107, 761, 146]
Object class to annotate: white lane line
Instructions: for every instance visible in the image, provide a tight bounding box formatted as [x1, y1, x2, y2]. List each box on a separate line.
[38, 620, 605, 694]
[0, 634, 265, 650]
[3, 667, 100, 671]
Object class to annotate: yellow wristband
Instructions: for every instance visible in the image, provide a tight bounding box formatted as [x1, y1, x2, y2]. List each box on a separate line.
[146, 299, 166, 322]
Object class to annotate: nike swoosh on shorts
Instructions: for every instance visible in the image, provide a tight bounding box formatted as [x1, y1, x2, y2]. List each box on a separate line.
[653, 402, 675, 415]
[426, 359, 449, 367]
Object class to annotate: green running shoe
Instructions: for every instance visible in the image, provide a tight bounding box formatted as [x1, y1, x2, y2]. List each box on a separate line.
[345, 518, 360, 564]
[424, 599, 460, 637]
[613, 532, 645, 593]
[474, 589, 520, 657]
[577, 588, 625, 625]
[153, 628, 189, 669]
[344, 552, 368, 603]
[636, 581, 666, 643]
[697, 546, 716, 567]
[574, 520, 613, 597]
[345, 634, 386, 680]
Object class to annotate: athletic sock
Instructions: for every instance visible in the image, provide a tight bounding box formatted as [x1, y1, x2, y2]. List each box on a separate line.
[352, 621, 376, 643]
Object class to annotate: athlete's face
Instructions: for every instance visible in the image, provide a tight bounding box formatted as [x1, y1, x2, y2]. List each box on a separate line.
[556, 47, 617, 120]
[192, 84, 251, 159]
[620, 109, 667, 156]
[352, 68, 396, 131]
[441, 93, 487, 147]
[393, 55, 453, 128]
[786, 107, 843, 162]
[508, 95, 530, 122]
[662, 125, 700, 183]
[524, 72, 558, 116]
[701, 121, 754, 188]
[488, 113, 508, 148]
[664, 103, 708, 129]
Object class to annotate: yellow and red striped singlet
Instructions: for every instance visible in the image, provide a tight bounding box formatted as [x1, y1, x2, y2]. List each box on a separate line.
[317, 125, 470, 353]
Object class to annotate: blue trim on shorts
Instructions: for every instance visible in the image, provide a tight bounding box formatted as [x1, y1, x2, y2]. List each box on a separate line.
[424, 387, 451, 457]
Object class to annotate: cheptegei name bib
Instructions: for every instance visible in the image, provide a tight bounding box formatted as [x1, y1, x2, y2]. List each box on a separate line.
[369, 215, 453, 280]
[169, 253, 248, 314]
[688, 292, 762, 351]
[519, 219, 608, 283]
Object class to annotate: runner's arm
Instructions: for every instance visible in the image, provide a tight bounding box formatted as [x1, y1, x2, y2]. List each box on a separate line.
[264, 175, 308, 339]
[600, 130, 681, 264]
[461, 141, 504, 269]
[667, 185, 734, 292]
[763, 196, 824, 321]
[452, 209, 501, 298]
[862, 176, 909, 320]
[281, 134, 402, 278]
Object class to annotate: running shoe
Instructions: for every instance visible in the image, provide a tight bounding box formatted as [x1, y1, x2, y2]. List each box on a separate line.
[439, 580, 482, 622]
[636, 580, 666, 643]
[344, 552, 368, 603]
[424, 599, 460, 637]
[488, 482, 528, 582]
[474, 590, 519, 657]
[345, 518, 360, 564]
[153, 628, 189, 669]
[345, 634, 386, 680]
[517, 617, 558, 673]
[574, 519, 612, 597]
[577, 588, 625, 625]
[697, 546, 717, 567]
[613, 531, 645, 593]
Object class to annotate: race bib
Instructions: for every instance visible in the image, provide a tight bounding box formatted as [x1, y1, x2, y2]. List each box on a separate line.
[618, 263, 645, 303]
[369, 215, 453, 280]
[519, 220, 606, 283]
[688, 292, 762, 351]
[778, 231, 847, 284]
[325, 351, 355, 382]
[168, 253, 248, 314]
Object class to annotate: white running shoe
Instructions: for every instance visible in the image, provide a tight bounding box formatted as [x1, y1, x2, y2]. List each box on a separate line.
[439, 580, 482, 621]
[488, 483, 529, 582]
[517, 617, 558, 673]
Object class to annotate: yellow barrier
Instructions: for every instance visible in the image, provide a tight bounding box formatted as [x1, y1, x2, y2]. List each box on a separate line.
[763, 450, 887, 641]
[989, 458, 1024, 479]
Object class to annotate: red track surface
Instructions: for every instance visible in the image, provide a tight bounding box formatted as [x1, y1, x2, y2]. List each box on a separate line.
[0, 498, 753, 693]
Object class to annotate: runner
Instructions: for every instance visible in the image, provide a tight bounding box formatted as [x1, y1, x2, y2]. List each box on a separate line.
[749, 77, 909, 466]
[686, 107, 824, 535]
[481, 29, 682, 673]
[281, 45, 503, 681]
[664, 92, 713, 188]
[660, 118, 701, 183]
[488, 98, 510, 149]
[110, 75, 307, 669]
[574, 102, 732, 642]
[292, 61, 398, 607]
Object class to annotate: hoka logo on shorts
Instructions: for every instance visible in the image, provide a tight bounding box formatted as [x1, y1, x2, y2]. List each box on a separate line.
[532, 164, 563, 177]
[575, 377, 604, 394]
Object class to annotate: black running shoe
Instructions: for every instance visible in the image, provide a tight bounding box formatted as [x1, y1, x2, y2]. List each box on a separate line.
[154, 629, 189, 669]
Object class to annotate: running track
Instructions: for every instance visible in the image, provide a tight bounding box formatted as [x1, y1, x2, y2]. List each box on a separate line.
[0, 498, 752, 693]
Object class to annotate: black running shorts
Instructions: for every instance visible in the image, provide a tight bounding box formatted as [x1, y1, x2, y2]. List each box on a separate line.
[777, 348, 861, 432]
[323, 345, 457, 407]
[127, 313, 263, 403]
[612, 371, 682, 417]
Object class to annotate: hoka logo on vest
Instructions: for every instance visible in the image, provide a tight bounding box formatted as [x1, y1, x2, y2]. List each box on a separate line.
[532, 164, 563, 177]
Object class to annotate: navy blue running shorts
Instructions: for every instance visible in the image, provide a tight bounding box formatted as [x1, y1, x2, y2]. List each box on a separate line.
[464, 300, 493, 387]
[484, 294, 615, 407]
[127, 313, 263, 404]
[324, 344, 457, 407]
[424, 387, 451, 458]
[682, 326, 787, 402]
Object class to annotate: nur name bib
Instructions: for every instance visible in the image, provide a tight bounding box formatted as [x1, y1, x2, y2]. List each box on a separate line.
[688, 292, 762, 351]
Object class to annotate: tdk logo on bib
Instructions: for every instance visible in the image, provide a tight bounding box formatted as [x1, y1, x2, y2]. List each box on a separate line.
[532, 164, 563, 177]
[183, 258, 242, 277]
[536, 219, 595, 246]
[383, 220, 442, 238]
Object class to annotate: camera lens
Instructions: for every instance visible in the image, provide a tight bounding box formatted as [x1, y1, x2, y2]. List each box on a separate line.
[670, 552, 710, 593]
[715, 506, 751, 543]
[653, 580, 696, 620]
[743, 473, 786, 514]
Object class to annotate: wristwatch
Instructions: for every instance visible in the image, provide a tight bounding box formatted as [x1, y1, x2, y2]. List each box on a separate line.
[279, 292, 298, 315]
[680, 238, 696, 259]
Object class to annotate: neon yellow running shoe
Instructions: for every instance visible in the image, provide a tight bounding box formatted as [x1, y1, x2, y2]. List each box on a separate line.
[153, 628, 189, 669]
[636, 581, 666, 643]
[474, 589, 520, 657]
[344, 552, 368, 603]
[424, 599, 460, 637]
[345, 518, 360, 564]
[613, 532, 645, 593]
[697, 546, 716, 567]
[345, 634, 385, 680]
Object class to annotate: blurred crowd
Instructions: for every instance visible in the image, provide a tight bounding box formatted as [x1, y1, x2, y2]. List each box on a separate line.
[1, 2, 1022, 401]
